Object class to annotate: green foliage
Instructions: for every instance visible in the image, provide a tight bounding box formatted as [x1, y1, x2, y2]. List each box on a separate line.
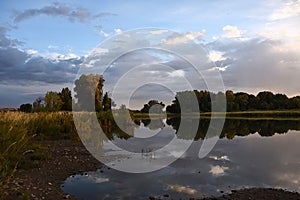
[140, 100, 165, 114]
[19, 103, 32, 113]
[167, 90, 300, 113]
[45, 91, 63, 111]
[27, 112, 77, 140]
[166, 117, 300, 140]
[32, 96, 45, 112]
[102, 92, 112, 111]
[60, 87, 72, 111]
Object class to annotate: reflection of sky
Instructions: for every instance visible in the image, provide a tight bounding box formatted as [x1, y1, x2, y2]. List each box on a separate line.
[62, 130, 300, 199]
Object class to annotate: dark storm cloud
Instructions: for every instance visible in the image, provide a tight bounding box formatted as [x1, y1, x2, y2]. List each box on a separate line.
[0, 29, 81, 84]
[13, 3, 116, 24]
[0, 48, 81, 84]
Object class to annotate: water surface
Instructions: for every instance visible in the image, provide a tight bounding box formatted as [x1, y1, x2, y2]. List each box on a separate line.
[61, 118, 300, 199]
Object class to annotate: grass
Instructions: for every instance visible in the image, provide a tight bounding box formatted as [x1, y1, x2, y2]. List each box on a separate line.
[0, 111, 78, 197]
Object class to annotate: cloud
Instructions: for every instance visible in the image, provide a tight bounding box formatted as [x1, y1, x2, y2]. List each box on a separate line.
[13, 3, 115, 24]
[166, 184, 197, 195]
[0, 26, 23, 47]
[167, 69, 185, 77]
[222, 25, 242, 38]
[209, 36, 300, 96]
[26, 49, 38, 55]
[0, 29, 81, 86]
[114, 28, 123, 34]
[164, 30, 205, 45]
[207, 51, 226, 62]
[149, 30, 169, 35]
[269, 0, 300, 20]
[209, 165, 229, 176]
[47, 45, 59, 49]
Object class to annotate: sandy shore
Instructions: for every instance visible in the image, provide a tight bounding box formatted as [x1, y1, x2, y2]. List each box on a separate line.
[4, 139, 300, 200]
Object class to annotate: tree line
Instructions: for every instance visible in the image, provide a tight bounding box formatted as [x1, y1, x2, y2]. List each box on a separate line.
[19, 74, 300, 113]
[166, 90, 300, 113]
[19, 74, 113, 112]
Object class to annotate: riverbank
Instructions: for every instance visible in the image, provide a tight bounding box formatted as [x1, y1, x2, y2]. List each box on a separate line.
[4, 140, 101, 200]
[3, 139, 300, 200]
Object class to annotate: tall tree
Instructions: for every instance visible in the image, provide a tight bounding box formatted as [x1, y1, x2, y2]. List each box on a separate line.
[102, 92, 112, 111]
[226, 90, 237, 111]
[74, 74, 104, 111]
[59, 87, 72, 111]
[45, 91, 63, 111]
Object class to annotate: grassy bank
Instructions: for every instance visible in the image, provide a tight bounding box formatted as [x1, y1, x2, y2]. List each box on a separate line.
[0, 112, 78, 197]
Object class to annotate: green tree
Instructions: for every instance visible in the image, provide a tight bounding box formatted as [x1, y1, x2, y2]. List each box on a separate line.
[257, 91, 275, 110]
[74, 74, 104, 111]
[103, 92, 112, 111]
[235, 92, 249, 111]
[226, 90, 237, 111]
[19, 103, 32, 113]
[141, 100, 165, 114]
[59, 87, 72, 111]
[45, 91, 63, 111]
[32, 97, 45, 112]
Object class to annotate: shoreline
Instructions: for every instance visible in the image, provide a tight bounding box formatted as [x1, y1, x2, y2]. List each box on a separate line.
[5, 139, 300, 200]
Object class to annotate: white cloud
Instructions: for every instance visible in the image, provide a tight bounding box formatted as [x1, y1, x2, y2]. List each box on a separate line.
[209, 155, 230, 161]
[269, 0, 300, 20]
[93, 47, 109, 54]
[166, 184, 197, 195]
[222, 25, 242, 38]
[149, 30, 169, 35]
[209, 165, 229, 176]
[47, 45, 59, 49]
[43, 52, 80, 61]
[26, 49, 38, 55]
[167, 70, 185, 77]
[99, 30, 109, 37]
[164, 30, 205, 45]
[207, 51, 226, 62]
[114, 28, 122, 34]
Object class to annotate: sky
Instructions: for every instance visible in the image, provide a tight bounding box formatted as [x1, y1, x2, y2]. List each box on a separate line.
[0, 0, 300, 108]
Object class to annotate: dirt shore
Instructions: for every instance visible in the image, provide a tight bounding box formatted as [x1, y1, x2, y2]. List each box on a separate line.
[5, 140, 101, 200]
[4, 139, 300, 200]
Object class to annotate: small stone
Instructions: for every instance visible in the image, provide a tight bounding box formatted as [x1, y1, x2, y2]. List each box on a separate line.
[48, 182, 52, 186]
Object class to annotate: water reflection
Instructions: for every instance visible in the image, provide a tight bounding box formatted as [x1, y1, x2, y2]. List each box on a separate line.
[62, 118, 300, 199]
[166, 118, 300, 140]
